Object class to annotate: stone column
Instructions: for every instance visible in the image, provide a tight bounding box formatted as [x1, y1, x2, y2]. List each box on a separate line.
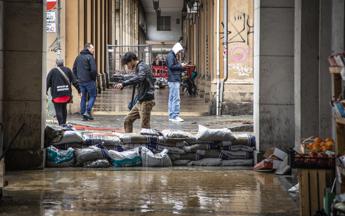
[294, 0, 320, 148]
[318, 1, 332, 138]
[254, 0, 295, 154]
[3, 0, 45, 170]
[331, 0, 345, 53]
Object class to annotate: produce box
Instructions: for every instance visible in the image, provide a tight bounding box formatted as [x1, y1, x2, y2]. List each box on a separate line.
[291, 150, 335, 169]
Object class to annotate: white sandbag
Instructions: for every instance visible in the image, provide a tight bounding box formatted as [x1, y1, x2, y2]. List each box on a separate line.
[53, 131, 84, 145]
[108, 148, 142, 167]
[188, 158, 222, 166]
[156, 145, 185, 154]
[196, 125, 235, 142]
[83, 159, 111, 168]
[173, 160, 191, 166]
[46, 146, 75, 167]
[221, 159, 253, 166]
[75, 146, 105, 166]
[161, 129, 195, 139]
[141, 147, 172, 167]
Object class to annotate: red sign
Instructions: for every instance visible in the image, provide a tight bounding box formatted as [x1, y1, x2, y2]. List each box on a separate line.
[47, 0, 57, 11]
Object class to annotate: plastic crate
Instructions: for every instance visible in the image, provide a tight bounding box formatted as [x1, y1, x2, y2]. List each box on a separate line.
[290, 150, 335, 169]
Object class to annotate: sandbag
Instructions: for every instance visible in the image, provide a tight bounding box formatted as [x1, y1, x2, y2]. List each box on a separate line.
[161, 129, 195, 140]
[188, 158, 222, 166]
[220, 150, 253, 160]
[46, 146, 75, 167]
[196, 125, 235, 142]
[140, 128, 161, 136]
[75, 146, 105, 166]
[141, 147, 172, 167]
[221, 159, 253, 166]
[53, 131, 84, 145]
[115, 133, 151, 144]
[108, 148, 142, 167]
[226, 145, 255, 152]
[169, 153, 200, 161]
[172, 160, 191, 166]
[83, 134, 122, 147]
[184, 143, 220, 153]
[232, 134, 256, 147]
[44, 125, 64, 146]
[196, 150, 222, 158]
[83, 159, 111, 168]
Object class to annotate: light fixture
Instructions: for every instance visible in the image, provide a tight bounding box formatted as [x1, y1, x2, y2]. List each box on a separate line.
[153, 0, 159, 10]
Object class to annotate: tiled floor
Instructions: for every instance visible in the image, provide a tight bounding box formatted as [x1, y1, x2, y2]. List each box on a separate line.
[1, 168, 299, 216]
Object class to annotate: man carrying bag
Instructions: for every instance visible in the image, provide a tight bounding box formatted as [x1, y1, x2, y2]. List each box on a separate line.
[47, 58, 80, 126]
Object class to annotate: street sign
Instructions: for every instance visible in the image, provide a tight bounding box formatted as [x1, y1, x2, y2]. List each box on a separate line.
[47, 0, 57, 11]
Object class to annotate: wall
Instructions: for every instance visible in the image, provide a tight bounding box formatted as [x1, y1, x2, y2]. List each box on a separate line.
[184, 0, 254, 115]
[146, 12, 182, 41]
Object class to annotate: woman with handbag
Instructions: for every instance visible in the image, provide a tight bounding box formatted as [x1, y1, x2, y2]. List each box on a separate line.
[46, 58, 80, 126]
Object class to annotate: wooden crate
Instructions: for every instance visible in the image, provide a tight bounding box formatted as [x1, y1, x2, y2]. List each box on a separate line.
[299, 169, 334, 216]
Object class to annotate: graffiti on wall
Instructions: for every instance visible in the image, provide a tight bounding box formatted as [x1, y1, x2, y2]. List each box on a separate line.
[220, 3, 254, 79]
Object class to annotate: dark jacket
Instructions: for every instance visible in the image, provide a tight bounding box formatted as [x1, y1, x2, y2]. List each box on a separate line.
[166, 50, 184, 82]
[122, 61, 155, 102]
[46, 66, 80, 99]
[73, 49, 97, 83]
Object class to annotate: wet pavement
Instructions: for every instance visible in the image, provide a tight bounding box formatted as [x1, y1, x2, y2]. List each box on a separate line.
[64, 114, 253, 133]
[93, 87, 210, 116]
[1, 168, 299, 216]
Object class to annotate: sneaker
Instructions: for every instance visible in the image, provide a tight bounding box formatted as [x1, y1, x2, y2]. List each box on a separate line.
[83, 112, 94, 120]
[86, 113, 94, 120]
[82, 115, 89, 121]
[175, 117, 184, 122]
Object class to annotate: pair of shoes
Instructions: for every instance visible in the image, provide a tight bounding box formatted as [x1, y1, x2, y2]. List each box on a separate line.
[82, 112, 94, 121]
[169, 117, 184, 122]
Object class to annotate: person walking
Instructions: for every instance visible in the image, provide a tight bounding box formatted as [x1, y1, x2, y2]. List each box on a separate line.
[73, 43, 97, 121]
[166, 42, 186, 122]
[114, 52, 155, 133]
[46, 58, 80, 126]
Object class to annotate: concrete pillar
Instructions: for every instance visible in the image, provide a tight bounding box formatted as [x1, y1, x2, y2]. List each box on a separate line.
[3, 0, 45, 170]
[254, 0, 295, 153]
[294, 0, 320, 147]
[331, 0, 344, 52]
[319, 1, 332, 138]
[0, 1, 4, 162]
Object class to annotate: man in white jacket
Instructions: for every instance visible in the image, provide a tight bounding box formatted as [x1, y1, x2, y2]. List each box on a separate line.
[166, 42, 186, 122]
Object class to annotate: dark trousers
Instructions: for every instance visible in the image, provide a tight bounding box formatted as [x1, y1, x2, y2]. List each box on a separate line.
[53, 102, 67, 125]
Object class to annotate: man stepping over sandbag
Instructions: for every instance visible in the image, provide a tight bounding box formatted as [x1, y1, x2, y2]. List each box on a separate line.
[114, 52, 156, 132]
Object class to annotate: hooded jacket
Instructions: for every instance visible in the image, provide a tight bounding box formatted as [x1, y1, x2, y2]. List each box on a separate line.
[166, 43, 184, 82]
[46, 66, 80, 99]
[73, 49, 97, 83]
[122, 61, 155, 102]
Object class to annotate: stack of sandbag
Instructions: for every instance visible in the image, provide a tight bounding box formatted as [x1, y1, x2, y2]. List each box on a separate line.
[167, 125, 255, 166]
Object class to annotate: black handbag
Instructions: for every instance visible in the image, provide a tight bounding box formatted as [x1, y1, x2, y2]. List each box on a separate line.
[128, 85, 138, 110]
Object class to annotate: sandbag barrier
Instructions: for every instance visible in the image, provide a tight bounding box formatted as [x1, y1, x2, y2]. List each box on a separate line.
[45, 125, 256, 168]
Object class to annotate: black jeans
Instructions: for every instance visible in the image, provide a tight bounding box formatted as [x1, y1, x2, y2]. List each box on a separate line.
[53, 102, 67, 125]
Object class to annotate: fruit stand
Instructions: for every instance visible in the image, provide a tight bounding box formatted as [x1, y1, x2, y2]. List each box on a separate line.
[291, 137, 336, 216]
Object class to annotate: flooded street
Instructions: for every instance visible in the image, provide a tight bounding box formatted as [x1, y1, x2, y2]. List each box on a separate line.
[0, 168, 298, 216]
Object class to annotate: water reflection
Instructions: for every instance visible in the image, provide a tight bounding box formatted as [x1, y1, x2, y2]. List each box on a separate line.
[1, 168, 298, 216]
